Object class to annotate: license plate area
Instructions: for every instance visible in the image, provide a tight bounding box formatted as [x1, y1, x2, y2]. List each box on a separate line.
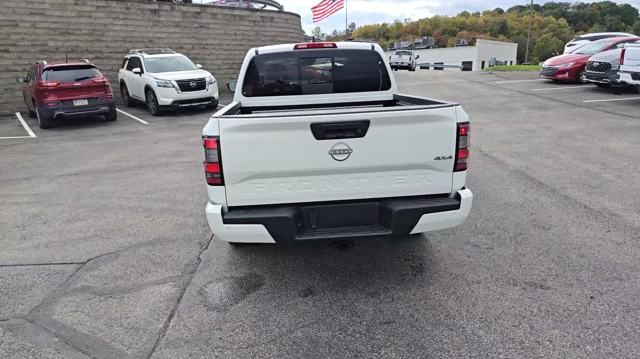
[73, 99, 89, 107]
[301, 202, 379, 230]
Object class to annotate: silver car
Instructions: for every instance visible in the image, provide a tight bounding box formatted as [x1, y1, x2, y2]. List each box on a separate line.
[584, 41, 640, 87]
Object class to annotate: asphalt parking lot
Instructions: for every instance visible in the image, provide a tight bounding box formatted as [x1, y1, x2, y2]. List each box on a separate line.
[2, 70, 640, 358]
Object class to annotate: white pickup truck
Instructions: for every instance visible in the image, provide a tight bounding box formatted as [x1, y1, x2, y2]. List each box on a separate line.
[618, 45, 640, 86]
[389, 50, 419, 71]
[202, 41, 472, 244]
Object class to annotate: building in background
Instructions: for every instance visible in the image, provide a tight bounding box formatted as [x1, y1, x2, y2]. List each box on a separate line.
[387, 39, 517, 71]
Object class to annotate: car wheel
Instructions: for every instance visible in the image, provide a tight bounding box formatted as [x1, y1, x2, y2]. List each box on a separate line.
[577, 70, 587, 84]
[206, 100, 219, 110]
[105, 105, 117, 121]
[120, 84, 134, 107]
[27, 100, 36, 118]
[36, 107, 52, 129]
[145, 89, 161, 116]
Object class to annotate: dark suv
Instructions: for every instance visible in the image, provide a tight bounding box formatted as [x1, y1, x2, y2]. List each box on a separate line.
[17, 60, 116, 129]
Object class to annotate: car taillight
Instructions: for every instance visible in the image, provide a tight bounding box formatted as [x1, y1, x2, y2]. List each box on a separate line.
[41, 81, 60, 88]
[454, 122, 470, 171]
[294, 42, 337, 50]
[620, 48, 626, 65]
[44, 101, 62, 108]
[203, 136, 224, 185]
[93, 77, 108, 84]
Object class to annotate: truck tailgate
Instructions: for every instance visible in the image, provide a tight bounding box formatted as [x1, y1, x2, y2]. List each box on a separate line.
[219, 106, 458, 206]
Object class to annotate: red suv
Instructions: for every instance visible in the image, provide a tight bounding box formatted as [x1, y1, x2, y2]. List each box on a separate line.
[17, 60, 116, 128]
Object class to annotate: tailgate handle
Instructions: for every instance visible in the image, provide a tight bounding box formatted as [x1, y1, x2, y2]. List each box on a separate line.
[310, 120, 370, 140]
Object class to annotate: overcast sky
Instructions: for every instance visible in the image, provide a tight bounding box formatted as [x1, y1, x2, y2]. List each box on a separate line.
[277, 0, 640, 34]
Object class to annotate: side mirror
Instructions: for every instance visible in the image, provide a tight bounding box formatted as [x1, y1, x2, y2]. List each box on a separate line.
[196, 64, 203, 69]
[416, 55, 420, 59]
[226, 80, 238, 93]
[132, 67, 142, 75]
[16, 76, 25, 83]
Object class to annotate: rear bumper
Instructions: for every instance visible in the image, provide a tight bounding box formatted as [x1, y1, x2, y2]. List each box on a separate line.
[43, 102, 114, 120]
[618, 72, 640, 85]
[206, 189, 473, 243]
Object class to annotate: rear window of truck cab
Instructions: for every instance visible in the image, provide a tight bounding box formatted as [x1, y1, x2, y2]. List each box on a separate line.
[241, 49, 392, 97]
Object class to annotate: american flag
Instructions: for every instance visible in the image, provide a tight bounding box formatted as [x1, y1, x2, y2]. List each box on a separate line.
[312, 0, 345, 23]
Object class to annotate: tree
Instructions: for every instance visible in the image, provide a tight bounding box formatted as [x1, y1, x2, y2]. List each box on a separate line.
[348, 22, 356, 34]
[311, 26, 325, 41]
[532, 33, 564, 62]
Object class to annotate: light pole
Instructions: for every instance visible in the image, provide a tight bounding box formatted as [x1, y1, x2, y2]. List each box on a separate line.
[524, 0, 534, 64]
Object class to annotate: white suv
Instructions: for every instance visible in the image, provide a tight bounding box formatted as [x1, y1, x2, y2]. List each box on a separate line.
[118, 49, 219, 115]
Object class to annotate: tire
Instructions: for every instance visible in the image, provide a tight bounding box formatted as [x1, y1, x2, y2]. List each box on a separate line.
[145, 89, 161, 116]
[36, 107, 53, 129]
[105, 105, 117, 121]
[577, 69, 587, 84]
[120, 84, 134, 107]
[206, 100, 219, 110]
[27, 101, 36, 118]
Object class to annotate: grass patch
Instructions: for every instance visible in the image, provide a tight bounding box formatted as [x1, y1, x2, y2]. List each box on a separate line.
[485, 64, 540, 71]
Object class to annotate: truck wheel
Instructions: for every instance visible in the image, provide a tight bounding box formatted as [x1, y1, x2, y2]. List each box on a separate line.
[145, 89, 161, 116]
[36, 107, 53, 129]
[120, 84, 134, 107]
[105, 105, 117, 121]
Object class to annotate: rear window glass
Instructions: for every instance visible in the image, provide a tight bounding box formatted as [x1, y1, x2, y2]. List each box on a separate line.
[42, 66, 101, 82]
[395, 51, 412, 56]
[242, 49, 391, 97]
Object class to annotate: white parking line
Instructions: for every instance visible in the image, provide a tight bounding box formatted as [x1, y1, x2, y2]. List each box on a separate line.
[494, 79, 544, 84]
[116, 108, 149, 125]
[583, 97, 640, 103]
[531, 85, 590, 91]
[15, 112, 36, 138]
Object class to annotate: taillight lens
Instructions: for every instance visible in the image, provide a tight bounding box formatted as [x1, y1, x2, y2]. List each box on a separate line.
[620, 48, 626, 66]
[93, 77, 109, 84]
[40, 81, 60, 88]
[454, 122, 470, 171]
[203, 136, 224, 185]
[294, 42, 337, 50]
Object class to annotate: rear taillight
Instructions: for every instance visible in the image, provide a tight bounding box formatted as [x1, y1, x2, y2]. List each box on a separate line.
[454, 122, 470, 171]
[93, 77, 109, 84]
[44, 101, 62, 108]
[203, 136, 224, 185]
[620, 48, 626, 65]
[40, 81, 60, 88]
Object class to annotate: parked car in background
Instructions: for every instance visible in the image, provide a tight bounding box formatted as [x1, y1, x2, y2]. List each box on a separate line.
[541, 37, 640, 83]
[389, 50, 419, 71]
[584, 41, 640, 87]
[17, 60, 116, 129]
[618, 43, 640, 87]
[563, 32, 636, 54]
[118, 48, 219, 116]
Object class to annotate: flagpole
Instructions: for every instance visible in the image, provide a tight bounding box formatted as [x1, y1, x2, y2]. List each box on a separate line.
[345, 0, 348, 36]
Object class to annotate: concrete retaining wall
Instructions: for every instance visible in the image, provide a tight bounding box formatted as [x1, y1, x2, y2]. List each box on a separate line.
[0, 0, 303, 114]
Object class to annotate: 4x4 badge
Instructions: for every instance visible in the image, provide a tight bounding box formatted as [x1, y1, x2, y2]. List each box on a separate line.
[328, 142, 353, 161]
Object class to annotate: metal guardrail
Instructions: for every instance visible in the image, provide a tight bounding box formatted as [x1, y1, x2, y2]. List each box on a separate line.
[165, 0, 284, 11]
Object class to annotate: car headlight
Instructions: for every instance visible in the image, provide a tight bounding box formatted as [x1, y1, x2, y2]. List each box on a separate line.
[557, 62, 575, 68]
[207, 76, 216, 85]
[154, 78, 174, 88]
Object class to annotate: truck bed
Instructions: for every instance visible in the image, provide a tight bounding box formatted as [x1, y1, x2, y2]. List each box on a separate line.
[217, 94, 458, 116]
